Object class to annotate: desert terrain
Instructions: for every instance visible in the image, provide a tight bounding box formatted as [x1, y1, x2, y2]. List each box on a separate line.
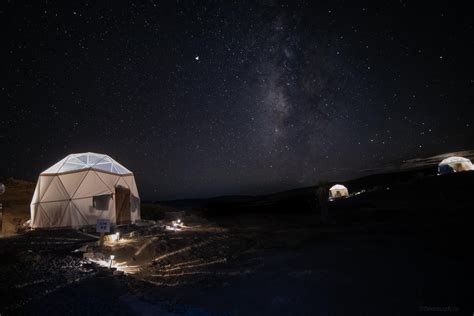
[1, 155, 474, 315]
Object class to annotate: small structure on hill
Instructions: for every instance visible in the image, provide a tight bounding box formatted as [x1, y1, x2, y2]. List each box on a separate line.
[438, 156, 474, 175]
[30, 152, 140, 228]
[329, 184, 349, 200]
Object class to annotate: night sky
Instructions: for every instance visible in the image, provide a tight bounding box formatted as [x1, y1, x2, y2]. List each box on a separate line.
[1, 1, 473, 200]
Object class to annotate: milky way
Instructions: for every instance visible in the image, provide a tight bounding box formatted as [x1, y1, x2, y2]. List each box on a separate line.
[1, 1, 473, 199]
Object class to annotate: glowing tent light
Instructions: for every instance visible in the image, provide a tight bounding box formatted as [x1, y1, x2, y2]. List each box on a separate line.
[111, 232, 120, 242]
[328, 184, 349, 200]
[109, 254, 115, 268]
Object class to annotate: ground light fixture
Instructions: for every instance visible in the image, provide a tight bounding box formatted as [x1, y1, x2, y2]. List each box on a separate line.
[109, 255, 115, 268]
[112, 232, 120, 242]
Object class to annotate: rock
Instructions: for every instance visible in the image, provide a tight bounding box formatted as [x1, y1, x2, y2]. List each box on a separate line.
[74, 244, 89, 253]
[83, 252, 94, 259]
[83, 252, 106, 260]
[113, 270, 124, 276]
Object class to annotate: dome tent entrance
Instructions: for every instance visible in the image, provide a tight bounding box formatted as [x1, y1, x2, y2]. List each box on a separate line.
[30, 152, 140, 228]
[329, 184, 349, 200]
[438, 156, 474, 175]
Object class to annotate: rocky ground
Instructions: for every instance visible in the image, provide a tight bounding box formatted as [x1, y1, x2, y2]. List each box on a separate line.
[0, 230, 99, 311]
[127, 213, 474, 315]
[1, 170, 474, 315]
[1, 211, 473, 315]
[0, 178, 35, 235]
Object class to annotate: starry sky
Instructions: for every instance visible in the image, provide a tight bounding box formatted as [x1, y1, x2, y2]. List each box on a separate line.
[1, 1, 473, 200]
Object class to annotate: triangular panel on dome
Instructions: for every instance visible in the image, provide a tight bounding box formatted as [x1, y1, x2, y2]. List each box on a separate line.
[131, 180, 139, 197]
[94, 162, 114, 173]
[67, 155, 86, 165]
[115, 177, 130, 190]
[95, 156, 112, 164]
[32, 204, 50, 227]
[110, 158, 132, 174]
[72, 198, 100, 225]
[87, 153, 106, 165]
[111, 164, 121, 174]
[93, 155, 131, 175]
[73, 170, 112, 198]
[57, 201, 73, 227]
[42, 157, 68, 174]
[69, 201, 90, 227]
[41, 176, 69, 202]
[112, 163, 130, 174]
[58, 161, 86, 173]
[31, 181, 41, 204]
[95, 171, 120, 191]
[76, 154, 89, 164]
[39, 175, 56, 201]
[59, 171, 88, 197]
[40, 200, 69, 227]
[30, 203, 42, 227]
[123, 175, 139, 196]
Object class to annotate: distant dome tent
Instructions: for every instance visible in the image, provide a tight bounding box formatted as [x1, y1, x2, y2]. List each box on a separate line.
[329, 184, 349, 200]
[438, 156, 474, 175]
[30, 152, 140, 228]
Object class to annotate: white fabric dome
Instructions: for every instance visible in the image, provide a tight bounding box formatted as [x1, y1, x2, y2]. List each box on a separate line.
[438, 156, 474, 175]
[31, 152, 140, 228]
[329, 184, 349, 199]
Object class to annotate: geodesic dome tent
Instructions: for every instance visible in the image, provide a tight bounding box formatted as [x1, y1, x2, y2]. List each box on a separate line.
[30, 152, 140, 228]
[329, 184, 349, 200]
[438, 156, 474, 175]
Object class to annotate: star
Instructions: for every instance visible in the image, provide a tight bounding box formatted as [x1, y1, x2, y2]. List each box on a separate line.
[2, 1, 473, 200]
